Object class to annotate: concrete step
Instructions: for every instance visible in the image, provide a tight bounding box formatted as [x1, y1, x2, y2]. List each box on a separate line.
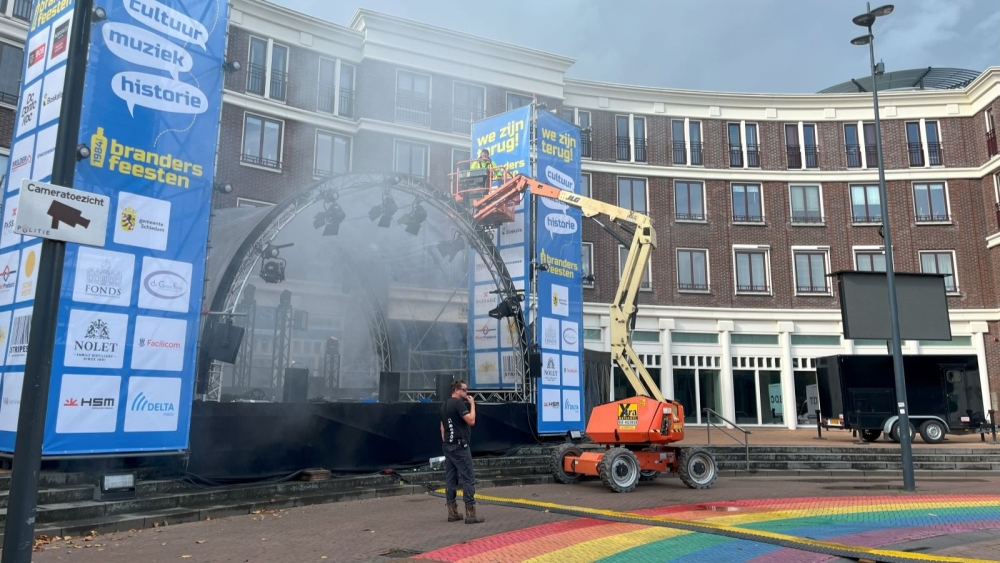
[0, 485, 94, 509]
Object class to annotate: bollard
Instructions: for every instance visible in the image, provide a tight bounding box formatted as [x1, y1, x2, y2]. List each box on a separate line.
[991, 410, 997, 445]
[813, 410, 825, 440]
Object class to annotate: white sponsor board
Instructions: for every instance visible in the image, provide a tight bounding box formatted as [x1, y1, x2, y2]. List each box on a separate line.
[55, 375, 121, 434]
[138, 256, 191, 312]
[131, 316, 186, 371]
[72, 246, 135, 306]
[124, 376, 181, 432]
[15, 179, 110, 246]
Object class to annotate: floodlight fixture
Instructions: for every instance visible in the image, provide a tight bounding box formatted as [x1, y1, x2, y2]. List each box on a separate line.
[369, 194, 398, 228]
[488, 295, 521, 320]
[436, 232, 466, 262]
[399, 201, 427, 235]
[94, 472, 136, 501]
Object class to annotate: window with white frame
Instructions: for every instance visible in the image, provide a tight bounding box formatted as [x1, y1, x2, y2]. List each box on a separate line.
[987, 109, 997, 158]
[912, 182, 949, 222]
[579, 111, 592, 158]
[789, 185, 823, 223]
[317, 58, 355, 117]
[785, 123, 818, 169]
[314, 131, 350, 177]
[619, 245, 651, 290]
[850, 184, 881, 223]
[675, 180, 704, 221]
[0, 152, 8, 191]
[246, 37, 288, 101]
[906, 120, 942, 166]
[451, 148, 470, 174]
[580, 173, 591, 198]
[0, 41, 23, 106]
[617, 176, 647, 213]
[634, 116, 647, 162]
[677, 249, 709, 291]
[452, 82, 485, 134]
[506, 92, 532, 110]
[792, 248, 830, 294]
[396, 70, 431, 127]
[727, 122, 759, 168]
[394, 140, 428, 178]
[919, 251, 957, 292]
[731, 183, 763, 222]
[582, 242, 594, 287]
[672, 119, 702, 165]
[241, 113, 283, 169]
[854, 248, 887, 272]
[615, 115, 646, 162]
[734, 247, 770, 293]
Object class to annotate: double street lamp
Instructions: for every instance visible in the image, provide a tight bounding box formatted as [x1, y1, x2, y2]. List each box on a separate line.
[850, 4, 916, 492]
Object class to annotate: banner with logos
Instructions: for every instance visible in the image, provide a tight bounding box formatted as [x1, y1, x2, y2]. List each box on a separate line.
[468, 106, 531, 389]
[0, 0, 78, 448]
[533, 111, 584, 435]
[0, 0, 229, 454]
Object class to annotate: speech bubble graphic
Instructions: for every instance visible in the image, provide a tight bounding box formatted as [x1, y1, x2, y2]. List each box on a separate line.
[103, 22, 193, 80]
[112, 71, 208, 117]
[544, 213, 578, 235]
[545, 165, 575, 192]
[124, 0, 209, 50]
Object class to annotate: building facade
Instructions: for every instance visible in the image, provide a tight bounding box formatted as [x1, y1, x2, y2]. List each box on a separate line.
[2, 0, 1000, 427]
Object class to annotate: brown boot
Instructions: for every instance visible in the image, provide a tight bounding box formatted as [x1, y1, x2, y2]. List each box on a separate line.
[447, 501, 462, 522]
[464, 503, 485, 524]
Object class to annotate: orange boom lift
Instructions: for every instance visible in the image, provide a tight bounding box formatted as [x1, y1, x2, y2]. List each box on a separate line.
[452, 166, 718, 492]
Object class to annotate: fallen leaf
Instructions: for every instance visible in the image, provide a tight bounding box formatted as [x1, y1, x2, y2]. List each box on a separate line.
[182, 556, 192, 559]
[196, 540, 205, 544]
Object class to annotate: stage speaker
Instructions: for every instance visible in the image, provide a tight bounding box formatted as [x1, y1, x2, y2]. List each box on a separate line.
[435, 374, 454, 400]
[283, 368, 309, 403]
[206, 320, 244, 364]
[529, 352, 542, 378]
[379, 371, 400, 403]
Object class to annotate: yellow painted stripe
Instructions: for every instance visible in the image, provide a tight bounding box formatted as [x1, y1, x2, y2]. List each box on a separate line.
[451, 491, 1000, 563]
[521, 526, 687, 563]
[698, 500, 1000, 526]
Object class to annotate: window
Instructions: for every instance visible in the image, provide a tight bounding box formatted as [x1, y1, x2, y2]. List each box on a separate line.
[677, 249, 708, 291]
[0, 42, 23, 106]
[314, 131, 350, 177]
[394, 140, 428, 178]
[672, 119, 702, 165]
[726, 123, 758, 168]
[4, 0, 31, 21]
[451, 148, 470, 174]
[396, 70, 431, 127]
[854, 249, 886, 272]
[339, 63, 355, 117]
[634, 116, 646, 162]
[850, 184, 881, 223]
[615, 115, 647, 161]
[616, 116, 630, 161]
[619, 245, 651, 290]
[0, 153, 8, 191]
[578, 111, 592, 158]
[731, 183, 763, 222]
[245, 37, 287, 101]
[731, 334, 779, 345]
[632, 331, 659, 342]
[912, 182, 949, 222]
[579, 173, 591, 198]
[672, 120, 685, 164]
[907, 121, 943, 166]
[506, 92, 532, 111]
[745, 123, 759, 167]
[617, 177, 647, 213]
[789, 185, 822, 223]
[241, 113, 283, 169]
[453, 82, 485, 134]
[671, 332, 719, 344]
[582, 242, 594, 287]
[317, 58, 336, 114]
[793, 249, 830, 294]
[844, 123, 861, 168]
[728, 123, 742, 167]
[919, 251, 957, 292]
[786, 123, 818, 168]
[734, 247, 770, 293]
[689, 121, 703, 165]
[675, 181, 704, 221]
[791, 334, 841, 346]
[987, 109, 997, 158]
[583, 328, 602, 341]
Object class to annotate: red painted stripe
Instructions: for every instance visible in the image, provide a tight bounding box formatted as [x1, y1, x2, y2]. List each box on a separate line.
[413, 518, 608, 561]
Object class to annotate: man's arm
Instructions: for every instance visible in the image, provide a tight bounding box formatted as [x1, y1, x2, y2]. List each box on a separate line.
[462, 395, 476, 426]
[440, 421, 445, 441]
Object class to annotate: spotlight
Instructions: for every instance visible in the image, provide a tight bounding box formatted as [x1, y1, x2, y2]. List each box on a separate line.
[398, 201, 427, 236]
[313, 202, 346, 236]
[259, 259, 285, 284]
[223, 60, 242, 72]
[214, 183, 233, 194]
[488, 295, 521, 320]
[436, 232, 466, 262]
[368, 194, 398, 228]
[262, 243, 293, 259]
[92, 7, 107, 22]
[76, 144, 91, 161]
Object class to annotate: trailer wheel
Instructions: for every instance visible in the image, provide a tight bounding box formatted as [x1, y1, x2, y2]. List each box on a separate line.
[551, 443, 584, 484]
[919, 420, 946, 444]
[639, 470, 660, 482]
[678, 447, 718, 490]
[860, 429, 882, 442]
[890, 421, 916, 443]
[598, 448, 640, 493]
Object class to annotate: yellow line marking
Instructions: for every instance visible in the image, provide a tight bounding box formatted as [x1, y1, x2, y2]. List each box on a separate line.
[522, 526, 686, 563]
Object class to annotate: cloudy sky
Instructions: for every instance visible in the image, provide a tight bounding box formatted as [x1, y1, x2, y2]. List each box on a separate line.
[272, 0, 999, 93]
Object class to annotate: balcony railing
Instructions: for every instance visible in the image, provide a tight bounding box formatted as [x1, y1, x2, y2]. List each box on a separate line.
[791, 212, 824, 224]
[733, 213, 764, 223]
[269, 69, 287, 102]
[241, 153, 281, 169]
[317, 84, 335, 113]
[452, 105, 485, 134]
[678, 282, 709, 291]
[804, 145, 818, 168]
[736, 284, 769, 293]
[796, 284, 830, 294]
[672, 141, 687, 164]
[339, 87, 353, 118]
[581, 131, 591, 158]
[11, 0, 31, 21]
[395, 92, 431, 127]
[314, 168, 333, 178]
[865, 144, 878, 166]
[634, 138, 647, 162]
[690, 142, 703, 165]
[845, 144, 862, 168]
[746, 145, 760, 168]
[786, 145, 801, 168]
[908, 142, 924, 166]
[915, 212, 950, 223]
[927, 142, 943, 166]
[246, 62, 266, 96]
[616, 136, 631, 161]
[852, 214, 881, 224]
[995, 202, 1000, 229]
[0, 90, 17, 106]
[675, 211, 705, 221]
[988, 130, 998, 158]
[729, 145, 742, 167]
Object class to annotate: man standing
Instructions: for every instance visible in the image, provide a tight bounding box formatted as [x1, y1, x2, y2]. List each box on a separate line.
[440, 380, 484, 523]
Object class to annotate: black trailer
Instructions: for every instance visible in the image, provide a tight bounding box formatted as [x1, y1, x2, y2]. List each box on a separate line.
[816, 354, 986, 443]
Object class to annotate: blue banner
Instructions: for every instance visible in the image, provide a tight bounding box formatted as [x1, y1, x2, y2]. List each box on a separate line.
[0, 0, 229, 454]
[468, 106, 531, 389]
[534, 111, 584, 435]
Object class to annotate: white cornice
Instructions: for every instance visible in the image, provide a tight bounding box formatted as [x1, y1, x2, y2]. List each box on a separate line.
[232, 0, 363, 60]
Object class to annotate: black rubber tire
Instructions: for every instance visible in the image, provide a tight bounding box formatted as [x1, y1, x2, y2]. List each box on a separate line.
[919, 420, 946, 444]
[890, 421, 916, 443]
[860, 429, 882, 442]
[598, 448, 640, 493]
[678, 447, 718, 490]
[639, 470, 660, 482]
[551, 443, 584, 484]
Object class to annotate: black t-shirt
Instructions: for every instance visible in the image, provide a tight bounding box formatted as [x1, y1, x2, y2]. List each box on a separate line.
[441, 397, 471, 445]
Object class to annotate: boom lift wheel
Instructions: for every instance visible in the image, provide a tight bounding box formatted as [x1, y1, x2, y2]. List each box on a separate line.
[551, 443, 584, 484]
[598, 448, 640, 493]
[677, 447, 718, 489]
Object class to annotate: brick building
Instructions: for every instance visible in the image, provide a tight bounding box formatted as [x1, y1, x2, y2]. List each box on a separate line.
[2, 0, 999, 428]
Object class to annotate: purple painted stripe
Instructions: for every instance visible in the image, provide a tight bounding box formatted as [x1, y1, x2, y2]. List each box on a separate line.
[744, 519, 1000, 563]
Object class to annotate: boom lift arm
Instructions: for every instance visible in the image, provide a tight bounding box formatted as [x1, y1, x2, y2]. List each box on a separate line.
[470, 174, 663, 402]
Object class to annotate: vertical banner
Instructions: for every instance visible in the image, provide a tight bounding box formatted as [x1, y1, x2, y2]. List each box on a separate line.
[468, 107, 531, 389]
[0, 0, 78, 450]
[0, 0, 227, 455]
[534, 111, 584, 435]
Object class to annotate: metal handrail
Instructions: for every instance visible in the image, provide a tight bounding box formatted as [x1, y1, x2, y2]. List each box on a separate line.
[703, 407, 752, 471]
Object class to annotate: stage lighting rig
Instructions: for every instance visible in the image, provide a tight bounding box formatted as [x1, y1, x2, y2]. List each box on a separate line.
[368, 194, 398, 228]
[313, 193, 347, 236]
[436, 232, 466, 262]
[488, 294, 523, 320]
[398, 201, 427, 235]
[259, 243, 293, 284]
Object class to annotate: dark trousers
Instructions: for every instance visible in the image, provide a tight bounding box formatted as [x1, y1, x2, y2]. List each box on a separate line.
[442, 442, 475, 505]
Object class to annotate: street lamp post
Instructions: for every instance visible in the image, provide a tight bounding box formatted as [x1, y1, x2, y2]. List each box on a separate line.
[851, 3, 915, 492]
